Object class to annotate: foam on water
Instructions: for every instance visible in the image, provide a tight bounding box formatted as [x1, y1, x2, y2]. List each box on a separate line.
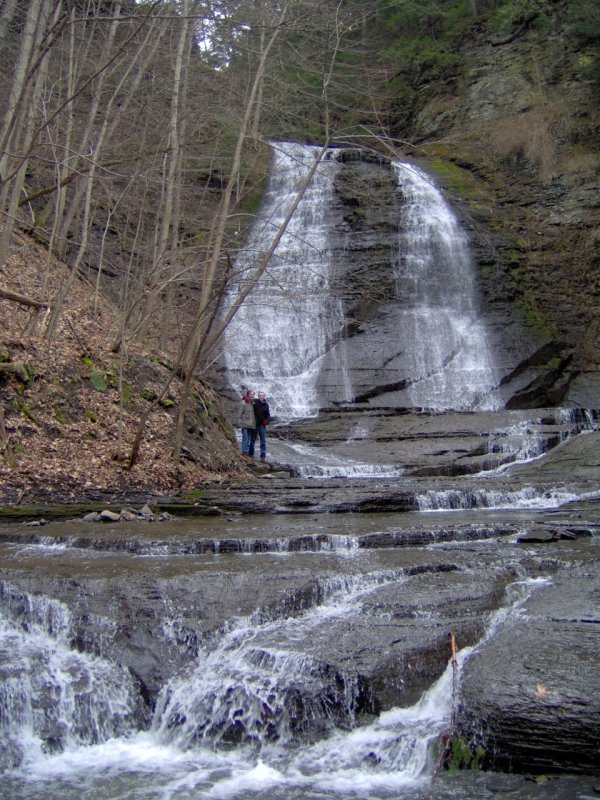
[1, 576, 549, 800]
[416, 485, 600, 511]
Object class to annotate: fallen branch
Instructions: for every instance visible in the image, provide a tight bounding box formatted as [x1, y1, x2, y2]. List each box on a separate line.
[0, 284, 48, 309]
[488, 13, 539, 46]
[431, 631, 459, 784]
[0, 361, 31, 383]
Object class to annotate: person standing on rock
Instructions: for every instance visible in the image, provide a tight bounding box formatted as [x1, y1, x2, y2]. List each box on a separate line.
[250, 390, 270, 462]
[237, 388, 256, 457]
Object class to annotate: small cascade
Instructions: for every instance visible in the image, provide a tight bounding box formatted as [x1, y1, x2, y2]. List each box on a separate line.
[154, 641, 362, 750]
[415, 485, 600, 512]
[482, 409, 600, 474]
[486, 419, 552, 467]
[556, 407, 600, 429]
[0, 572, 551, 800]
[221, 142, 349, 418]
[392, 162, 500, 411]
[153, 573, 398, 750]
[212, 533, 361, 554]
[0, 583, 140, 772]
[271, 438, 404, 479]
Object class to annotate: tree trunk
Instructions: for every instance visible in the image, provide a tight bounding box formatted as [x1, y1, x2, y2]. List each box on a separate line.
[137, 0, 192, 348]
[0, 285, 47, 308]
[171, 3, 291, 459]
[0, 0, 61, 269]
[44, 3, 124, 340]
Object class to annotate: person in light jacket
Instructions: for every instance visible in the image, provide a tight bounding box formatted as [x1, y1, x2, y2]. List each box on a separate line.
[237, 389, 256, 456]
[250, 391, 270, 461]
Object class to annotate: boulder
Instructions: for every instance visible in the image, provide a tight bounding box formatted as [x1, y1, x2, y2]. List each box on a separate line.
[456, 571, 600, 774]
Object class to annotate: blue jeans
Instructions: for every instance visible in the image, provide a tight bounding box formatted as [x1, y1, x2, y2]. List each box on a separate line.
[241, 428, 255, 455]
[249, 425, 266, 459]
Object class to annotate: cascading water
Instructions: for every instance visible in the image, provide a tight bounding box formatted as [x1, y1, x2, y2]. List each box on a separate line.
[221, 142, 350, 418]
[415, 485, 600, 512]
[392, 162, 500, 411]
[0, 572, 548, 800]
[0, 585, 140, 773]
[221, 142, 500, 420]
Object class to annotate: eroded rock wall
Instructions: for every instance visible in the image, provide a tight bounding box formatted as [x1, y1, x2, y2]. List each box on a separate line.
[390, 3, 599, 407]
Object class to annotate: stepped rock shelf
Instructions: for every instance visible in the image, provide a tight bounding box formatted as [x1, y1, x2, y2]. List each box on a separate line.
[1, 415, 599, 798]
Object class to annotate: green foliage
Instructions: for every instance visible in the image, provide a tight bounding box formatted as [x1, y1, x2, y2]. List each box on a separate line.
[85, 410, 98, 422]
[375, 0, 474, 103]
[54, 407, 69, 424]
[89, 372, 108, 392]
[568, 0, 600, 42]
[484, 0, 545, 32]
[566, 0, 600, 85]
[181, 488, 205, 503]
[428, 159, 478, 198]
[381, 34, 461, 77]
[447, 735, 486, 774]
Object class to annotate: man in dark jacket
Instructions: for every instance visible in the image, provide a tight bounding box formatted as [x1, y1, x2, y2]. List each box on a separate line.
[250, 391, 270, 461]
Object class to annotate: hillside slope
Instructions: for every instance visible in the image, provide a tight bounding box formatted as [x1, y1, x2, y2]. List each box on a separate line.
[0, 233, 244, 504]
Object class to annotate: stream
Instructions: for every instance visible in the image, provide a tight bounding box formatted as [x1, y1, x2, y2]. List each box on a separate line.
[1, 142, 598, 798]
[1, 487, 599, 799]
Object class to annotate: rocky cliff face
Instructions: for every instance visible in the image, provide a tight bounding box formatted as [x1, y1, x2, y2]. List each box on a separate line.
[217, 6, 599, 416]
[217, 132, 596, 414]
[389, 4, 599, 407]
[304, 147, 580, 412]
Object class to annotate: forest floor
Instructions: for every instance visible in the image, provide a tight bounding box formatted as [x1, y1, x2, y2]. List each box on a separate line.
[0, 231, 247, 506]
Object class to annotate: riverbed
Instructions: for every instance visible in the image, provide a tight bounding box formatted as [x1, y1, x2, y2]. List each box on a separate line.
[1, 461, 599, 800]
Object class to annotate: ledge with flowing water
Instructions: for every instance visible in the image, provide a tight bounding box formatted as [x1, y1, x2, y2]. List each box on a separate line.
[1, 495, 599, 798]
[218, 143, 574, 420]
[1, 410, 599, 794]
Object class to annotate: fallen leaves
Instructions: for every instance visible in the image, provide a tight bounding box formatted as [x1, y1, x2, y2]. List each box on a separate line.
[534, 683, 549, 699]
[0, 231, 243, 501]
[534, 682, 559, 701]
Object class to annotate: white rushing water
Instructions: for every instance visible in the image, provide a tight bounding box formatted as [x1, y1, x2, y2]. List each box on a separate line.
[0, 587, 139, 776]
[392, 162, 500, 411]
[1, 575, 548, 800]
[416, 485, 600, 512]
[221, 142, 349, 418]
[268, 437, 405, 479]
[221, 143, 501, 420]
[482, 410, 600, 475]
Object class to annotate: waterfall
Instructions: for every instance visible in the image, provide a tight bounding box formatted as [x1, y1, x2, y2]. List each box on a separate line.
[415, 485, 600, 511]
[392, 162, 499, 411]
[221, 142, 500, 419]
[0, 584, 140, 773]
[221, 142, 349, 418]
